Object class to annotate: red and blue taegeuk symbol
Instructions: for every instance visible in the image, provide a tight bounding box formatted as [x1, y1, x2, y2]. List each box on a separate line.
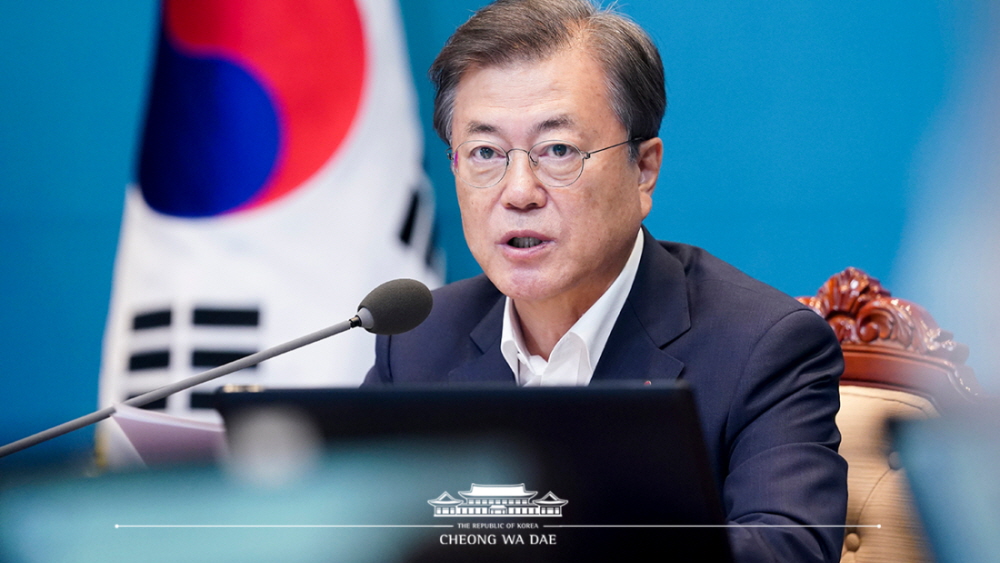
[138, 0, 367, 217]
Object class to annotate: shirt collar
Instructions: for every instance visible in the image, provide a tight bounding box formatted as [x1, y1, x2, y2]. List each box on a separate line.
[500, 231, 645, 385]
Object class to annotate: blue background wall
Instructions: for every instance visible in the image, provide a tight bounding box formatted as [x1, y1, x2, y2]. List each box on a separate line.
[2, 0, 996, 462]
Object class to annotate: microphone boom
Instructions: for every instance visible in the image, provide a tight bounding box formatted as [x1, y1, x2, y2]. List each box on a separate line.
[0, 279, 432, 459]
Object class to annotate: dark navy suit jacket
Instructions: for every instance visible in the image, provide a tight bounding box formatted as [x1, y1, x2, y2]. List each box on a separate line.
[364, 228, 848, 563]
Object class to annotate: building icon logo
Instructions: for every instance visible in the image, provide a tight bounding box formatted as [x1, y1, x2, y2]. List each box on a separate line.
[428, 484, 567, 517]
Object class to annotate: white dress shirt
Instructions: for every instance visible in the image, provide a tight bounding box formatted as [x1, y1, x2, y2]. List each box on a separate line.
[500, 231, 644, 386]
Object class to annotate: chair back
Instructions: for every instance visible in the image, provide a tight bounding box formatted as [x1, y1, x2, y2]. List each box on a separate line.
[798, 267, 982, 563]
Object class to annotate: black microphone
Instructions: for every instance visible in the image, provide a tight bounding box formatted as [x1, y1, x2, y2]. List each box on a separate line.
[0, 279, 433, 459]
[355, 278, 434, 335]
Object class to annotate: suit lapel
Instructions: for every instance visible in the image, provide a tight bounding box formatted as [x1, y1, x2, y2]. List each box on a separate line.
[592, 228, 691, 382]
[448, 295, 516, 384]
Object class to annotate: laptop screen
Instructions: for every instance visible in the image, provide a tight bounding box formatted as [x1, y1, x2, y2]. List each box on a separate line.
[0, 384, 733, 563]
[215, 383, 733, 561]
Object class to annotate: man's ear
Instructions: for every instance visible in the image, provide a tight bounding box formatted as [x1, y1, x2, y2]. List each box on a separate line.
[636, 137, 663, 217]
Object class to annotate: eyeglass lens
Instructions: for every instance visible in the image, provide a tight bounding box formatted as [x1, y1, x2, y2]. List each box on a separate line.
[451, 140, 585, 188]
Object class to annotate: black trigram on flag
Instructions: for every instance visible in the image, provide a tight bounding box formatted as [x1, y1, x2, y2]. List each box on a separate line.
[123, 305, 261, 415]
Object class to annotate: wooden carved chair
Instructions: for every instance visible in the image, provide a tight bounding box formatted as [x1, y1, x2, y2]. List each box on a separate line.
[797, 268, 983, 563]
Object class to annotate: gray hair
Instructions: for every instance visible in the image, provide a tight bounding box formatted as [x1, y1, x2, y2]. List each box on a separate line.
[430, 0, 665, 158]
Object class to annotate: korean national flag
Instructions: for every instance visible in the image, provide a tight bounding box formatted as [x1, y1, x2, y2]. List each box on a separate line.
[99, 0, 439, 432]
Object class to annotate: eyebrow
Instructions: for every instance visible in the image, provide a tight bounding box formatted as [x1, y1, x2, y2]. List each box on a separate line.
[464, 121, 498, 136]
[462, 115, 577, 139]
[533, 116, 574, 136]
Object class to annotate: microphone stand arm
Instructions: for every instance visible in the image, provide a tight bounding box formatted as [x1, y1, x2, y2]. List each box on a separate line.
[0, 316, 363, 459]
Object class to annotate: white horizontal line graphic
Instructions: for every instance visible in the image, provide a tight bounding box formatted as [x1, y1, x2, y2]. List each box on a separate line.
[115, 524, 453, 529]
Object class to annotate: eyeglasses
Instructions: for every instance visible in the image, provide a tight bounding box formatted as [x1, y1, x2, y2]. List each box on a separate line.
[447, 138, 642, 189]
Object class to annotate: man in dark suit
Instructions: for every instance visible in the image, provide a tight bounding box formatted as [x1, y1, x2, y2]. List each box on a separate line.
[365, 0, 847, 561]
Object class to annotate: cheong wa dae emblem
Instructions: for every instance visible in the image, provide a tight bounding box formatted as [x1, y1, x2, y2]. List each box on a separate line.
[428, 484, 567, 517]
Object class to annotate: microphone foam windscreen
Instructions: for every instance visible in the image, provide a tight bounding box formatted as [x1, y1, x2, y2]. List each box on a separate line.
[357, 279, 433, 335]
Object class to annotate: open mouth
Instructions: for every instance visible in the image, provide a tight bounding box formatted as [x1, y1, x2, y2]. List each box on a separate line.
[508, 237, 544, 249]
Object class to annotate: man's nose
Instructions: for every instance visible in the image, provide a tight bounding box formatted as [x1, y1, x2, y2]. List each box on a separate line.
[499, 149, 546, 210]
